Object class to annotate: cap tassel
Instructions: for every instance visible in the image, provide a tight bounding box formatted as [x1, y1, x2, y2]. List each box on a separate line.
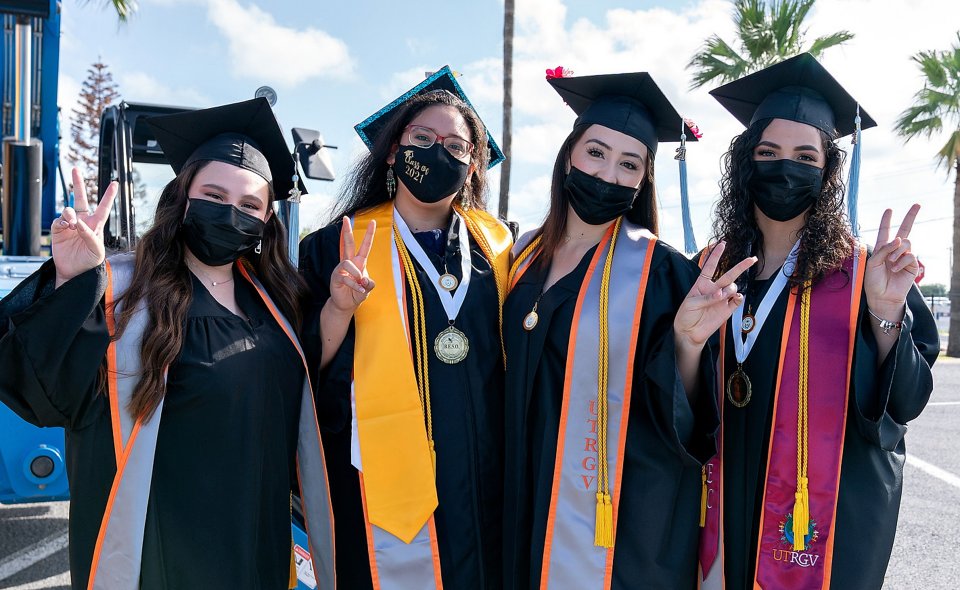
[847, 106, 862, 237]
[792, 476, 810, 551]
[699, 467, 708, 528]
[676, 125, 697, 254]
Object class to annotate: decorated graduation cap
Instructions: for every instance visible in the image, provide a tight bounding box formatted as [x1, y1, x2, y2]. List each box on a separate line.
[547, 69, 701, 252]
[354, 65, 505, 168]
[146, 97, 306, 200]
[710, 53, 875, 235]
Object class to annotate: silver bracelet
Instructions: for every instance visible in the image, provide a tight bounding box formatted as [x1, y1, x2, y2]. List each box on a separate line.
[867, 307, 903, 335]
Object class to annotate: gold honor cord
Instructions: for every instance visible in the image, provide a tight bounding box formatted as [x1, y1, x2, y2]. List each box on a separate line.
[455, 206, 508, 366]
[394, 229, 437, 473]
[792, 281, 812, 551]
[594, 217, 623, 548]
[508, 234, 543, 285]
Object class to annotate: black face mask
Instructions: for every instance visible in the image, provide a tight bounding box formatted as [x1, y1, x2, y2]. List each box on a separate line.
[393, 144, 470, 204]
[749, 159, 823, 222]
[564, 166, 639, 226]
[181, 199, 266, 266]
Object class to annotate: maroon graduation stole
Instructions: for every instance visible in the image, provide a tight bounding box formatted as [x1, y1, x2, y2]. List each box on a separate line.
[698, 244, 866, 590]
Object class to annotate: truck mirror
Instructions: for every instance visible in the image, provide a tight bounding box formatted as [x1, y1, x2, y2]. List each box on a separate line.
[292, 127, 336, 182]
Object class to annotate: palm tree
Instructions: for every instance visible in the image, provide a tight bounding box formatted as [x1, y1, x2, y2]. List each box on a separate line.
[498, 0, 515, 220]
[895, 33, 960, 355]
[687, 0, 853, 89]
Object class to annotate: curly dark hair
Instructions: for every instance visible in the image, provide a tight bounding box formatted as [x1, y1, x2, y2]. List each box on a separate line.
[535, 123, 658, 268]
[331, 90, 490, 222]
[711, 118, 853, 290]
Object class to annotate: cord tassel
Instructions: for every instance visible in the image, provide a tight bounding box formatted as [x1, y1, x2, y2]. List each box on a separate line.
[700, 467, 708, 528]
[792, 476, 810, 551]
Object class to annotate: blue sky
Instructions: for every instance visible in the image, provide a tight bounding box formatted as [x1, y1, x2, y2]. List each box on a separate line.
[58, 0, 960, 283]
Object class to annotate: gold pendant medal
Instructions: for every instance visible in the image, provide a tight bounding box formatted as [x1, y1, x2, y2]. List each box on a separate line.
[438, 273, 459, 291]
[741, 305, 755, 334]
[434, 324, 469, 364]
[726, 364, 752, 408]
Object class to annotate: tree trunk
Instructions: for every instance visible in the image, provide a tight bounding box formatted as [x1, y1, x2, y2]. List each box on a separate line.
[497, 0, 514, 220]
[947, 157, 960, 356]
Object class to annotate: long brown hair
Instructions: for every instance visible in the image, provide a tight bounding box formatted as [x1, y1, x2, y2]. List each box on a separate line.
[536, 124, 658, 267]
[112, 160, 309, 422]
[332, 89, 491, 221]
[711, 118, 853, 291]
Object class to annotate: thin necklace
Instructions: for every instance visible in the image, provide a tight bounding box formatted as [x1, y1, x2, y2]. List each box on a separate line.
[186, 260, 234, 287]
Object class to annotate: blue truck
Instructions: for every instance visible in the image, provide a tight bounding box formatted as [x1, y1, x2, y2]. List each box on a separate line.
[0, 3, 333, 587]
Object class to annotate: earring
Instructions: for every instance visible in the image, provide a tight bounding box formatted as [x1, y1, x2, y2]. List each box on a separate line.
[459, 190, 470, 210]
[386, 168, 396, 199]
[255, 239, 262, 255]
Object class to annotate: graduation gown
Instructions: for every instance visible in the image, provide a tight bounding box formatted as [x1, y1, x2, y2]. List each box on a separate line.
[720, 268, 938, 589]
[0, 261, 305, 589]
[502, 238, 718, 590]
[299, 218, 504, 590]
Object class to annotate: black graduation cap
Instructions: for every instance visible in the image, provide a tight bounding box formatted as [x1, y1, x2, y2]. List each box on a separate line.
[709, 53, 876, 138]
[145, 97, 306, 200]
[354, 66, 505, 168]
[547, 72, 697, 154]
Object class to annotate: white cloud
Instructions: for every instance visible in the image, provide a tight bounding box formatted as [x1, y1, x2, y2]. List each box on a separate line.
[206, 0, 355, 88]
[117, 71, 210, 106]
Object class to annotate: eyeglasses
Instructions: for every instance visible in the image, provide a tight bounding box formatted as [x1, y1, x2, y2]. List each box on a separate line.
[404, 125, 474, 161]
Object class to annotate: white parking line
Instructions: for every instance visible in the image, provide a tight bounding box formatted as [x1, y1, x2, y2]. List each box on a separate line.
[927, 401, 960, 406]
[906, 455, 960, 491]
[0, 529, 68, 581]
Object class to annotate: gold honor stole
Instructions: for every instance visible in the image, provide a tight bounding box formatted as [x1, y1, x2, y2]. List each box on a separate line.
[514, 220, 657, 590]
[698, 244, 866, 590]
[351, 201, 510, 588]
[90, 254, 336, 590]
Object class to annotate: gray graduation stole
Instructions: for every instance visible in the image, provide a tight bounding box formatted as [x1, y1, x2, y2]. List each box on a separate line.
[86, 253, 336, 589]
[518, 221, 656, 589]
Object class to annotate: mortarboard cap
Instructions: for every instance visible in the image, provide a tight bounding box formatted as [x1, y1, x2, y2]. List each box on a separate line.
[709, 53, 876, 138]
[146, 97, 306, 200]
[354, 66, 504, 168]
[547, 72, 698, 154]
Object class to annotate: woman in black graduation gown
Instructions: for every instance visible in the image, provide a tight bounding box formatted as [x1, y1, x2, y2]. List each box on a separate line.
[299, 74, 512, 589]
[701, 54, 938, 589]
[502, 71, 755, 590]
[0, 99, 334, 589]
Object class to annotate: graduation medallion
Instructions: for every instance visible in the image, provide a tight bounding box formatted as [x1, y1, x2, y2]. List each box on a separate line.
[726, 365, 752, 408]
[523, 311, 539, 331]
[438, 273, 459, 291]
[434, 325, 469, 364]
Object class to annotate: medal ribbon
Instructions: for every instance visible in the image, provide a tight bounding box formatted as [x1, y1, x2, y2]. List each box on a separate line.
[732, 239, 801, 363]
[394, 208, 472, 323]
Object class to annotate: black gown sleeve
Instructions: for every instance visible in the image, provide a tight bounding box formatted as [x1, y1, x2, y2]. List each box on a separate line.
[299, 222, 355, 434]
[637, 243, 719, 466]
[0, 261, 109, 430]
[851, 283, 938, 450]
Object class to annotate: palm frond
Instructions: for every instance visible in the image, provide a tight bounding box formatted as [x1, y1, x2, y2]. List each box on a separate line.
[806, 31, 855, 57]
[935, 130, 960, 171]
[687, 35, 750, 89]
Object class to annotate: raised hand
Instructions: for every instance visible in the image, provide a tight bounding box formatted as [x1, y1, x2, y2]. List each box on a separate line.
[674, 241, 757, 349]
[865, 204, 921, 319]
[52, 168, 118, 288]
[328, 216, 376, 314]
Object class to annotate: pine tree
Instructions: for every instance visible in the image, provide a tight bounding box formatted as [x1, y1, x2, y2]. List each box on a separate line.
[67, 60, 120, 205]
